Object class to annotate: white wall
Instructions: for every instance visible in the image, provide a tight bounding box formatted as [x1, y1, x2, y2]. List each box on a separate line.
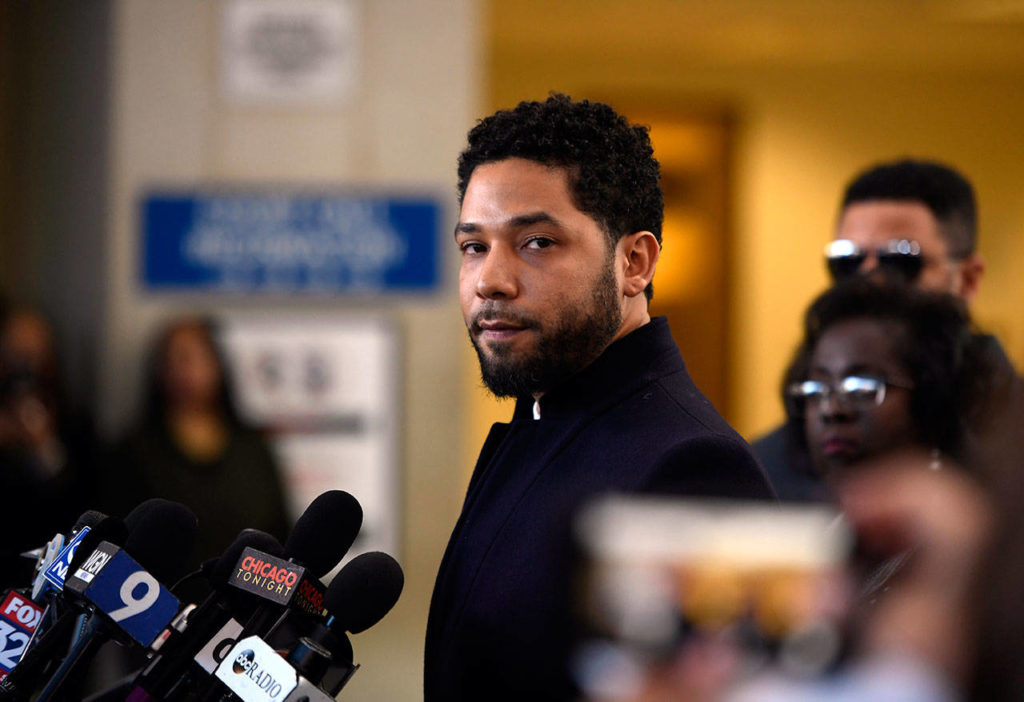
[103, 1, 481, 698]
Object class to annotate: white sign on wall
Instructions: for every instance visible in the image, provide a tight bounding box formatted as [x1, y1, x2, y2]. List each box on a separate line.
[218, 314, 399, 565]
[222, 0, 359, 104]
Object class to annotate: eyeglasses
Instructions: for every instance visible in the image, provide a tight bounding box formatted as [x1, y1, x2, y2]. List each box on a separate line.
[825, 239, 924, 283]
[786, 375, 914, 412]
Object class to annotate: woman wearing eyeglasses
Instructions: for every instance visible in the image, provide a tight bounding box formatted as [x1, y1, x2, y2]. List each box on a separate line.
[784, 279, 997, 486]
[601, 284, 1017, 701]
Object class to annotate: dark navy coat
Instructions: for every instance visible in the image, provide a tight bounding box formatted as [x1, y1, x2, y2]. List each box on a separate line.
[425, 317, 774, 700]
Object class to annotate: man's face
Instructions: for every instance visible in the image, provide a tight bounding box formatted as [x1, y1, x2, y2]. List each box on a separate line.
[456, 158, 624, 398]
[834, 201, 971, 297]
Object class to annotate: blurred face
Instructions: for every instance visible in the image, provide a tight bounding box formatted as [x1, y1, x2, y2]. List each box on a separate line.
[834, 201, 970, 296]
[162, 325, 223, 410]
[456, 158, 624, 398]
[804, 318, 919, 476]
[1, 312, 55, 375]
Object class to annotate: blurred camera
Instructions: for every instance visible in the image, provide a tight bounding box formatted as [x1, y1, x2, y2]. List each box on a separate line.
[571, 496, 854, 699]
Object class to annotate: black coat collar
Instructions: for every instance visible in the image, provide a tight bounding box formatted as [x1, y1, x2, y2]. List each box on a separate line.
[511, 316, 683, 422]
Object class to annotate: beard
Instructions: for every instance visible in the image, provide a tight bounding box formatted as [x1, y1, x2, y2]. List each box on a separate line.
[468, 256, 622, 398]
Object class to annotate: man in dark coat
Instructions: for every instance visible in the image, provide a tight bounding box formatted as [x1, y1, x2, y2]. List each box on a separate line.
[425, 94, 774, 701]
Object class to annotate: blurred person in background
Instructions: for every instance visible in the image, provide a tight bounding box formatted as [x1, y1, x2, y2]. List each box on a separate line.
[587, 281, 1007, 702]
[962, 378, 1024, 701]
[607, 400, 1024, 702]
[753, 158, 1016, 500]
[782, 280, 1002, 497]
[0, 303, 98, 587]
[740, 280, 1018, 699]
[103, 316, 290, 569]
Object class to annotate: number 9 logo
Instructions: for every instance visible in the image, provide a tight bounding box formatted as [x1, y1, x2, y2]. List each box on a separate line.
[107, 571, 160, 622]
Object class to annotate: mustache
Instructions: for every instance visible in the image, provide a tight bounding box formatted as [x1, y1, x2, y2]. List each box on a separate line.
[470, 304, 538, 331]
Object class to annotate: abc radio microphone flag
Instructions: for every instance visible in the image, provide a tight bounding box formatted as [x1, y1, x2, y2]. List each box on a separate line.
[215, 636, 299, 701]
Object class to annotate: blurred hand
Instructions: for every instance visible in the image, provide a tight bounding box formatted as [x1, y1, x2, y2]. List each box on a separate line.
[836, 451, 992, 683]
[12, 393, 57, 448]
[601, 633, 742, 702]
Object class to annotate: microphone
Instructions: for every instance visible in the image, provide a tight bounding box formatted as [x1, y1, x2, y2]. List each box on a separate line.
[211, 551, 404, 701]
[283, 490, 364, 578]
[27, 500, 196, 702]
[0, 592, 43, 683]
[327, 551, 404, 636]
[130, 529, 286, 700]
[284, 551, 404, 695]
[0, 511, 112, 683]
[123, 498, 199, 586]
[20, 510, 105, 580]
[232, 491, 364, 640]
[35, 510, 123, 604]
[0, 515, 130, 700]
[193, 492, 365, 701]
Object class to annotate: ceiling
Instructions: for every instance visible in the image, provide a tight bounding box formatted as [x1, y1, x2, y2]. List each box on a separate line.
[490, 0, 1024, 73]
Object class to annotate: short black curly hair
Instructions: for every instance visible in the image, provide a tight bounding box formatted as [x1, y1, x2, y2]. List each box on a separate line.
[783, 279, 988, 466]
[457, 93, 663, 300]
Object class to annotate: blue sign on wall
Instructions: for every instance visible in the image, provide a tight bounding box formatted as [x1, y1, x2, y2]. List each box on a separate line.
[142, 192, 443, 294]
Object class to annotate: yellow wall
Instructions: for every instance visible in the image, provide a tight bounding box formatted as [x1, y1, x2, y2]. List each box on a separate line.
[472, 3, 1024, 453]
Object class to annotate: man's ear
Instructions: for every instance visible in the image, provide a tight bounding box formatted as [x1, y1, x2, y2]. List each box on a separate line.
[956, 252, 985, 302]
[619, 231, 660, 298]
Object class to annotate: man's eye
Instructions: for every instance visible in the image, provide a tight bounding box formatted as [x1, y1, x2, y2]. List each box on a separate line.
[525, 237, 554, 249]
[460, 242, 486, 255]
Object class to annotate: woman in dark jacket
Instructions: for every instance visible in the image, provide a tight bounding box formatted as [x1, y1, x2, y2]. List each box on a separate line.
[105, 316, 290, 569]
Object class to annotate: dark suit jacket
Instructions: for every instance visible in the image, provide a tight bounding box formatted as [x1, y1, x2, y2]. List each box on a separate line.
[425, 317, 774, 701]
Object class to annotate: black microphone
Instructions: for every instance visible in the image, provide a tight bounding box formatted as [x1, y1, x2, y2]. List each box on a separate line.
[130, 529, 286, 700]
[0, 510, 115, 683]
[327, 551, 404, 636]
[25, 509, 107, 602]
[0, 515, 129, 701]
[124, 498, 199, 586]
[283, 490, 364, 578]
[32, 500, 197, 702]
[193, 492, 364, 702]
[210, 551, 404, 701]
[285, 551, 404, 695]
[33, 510, 127, 606]
[233, 491, 364, 640]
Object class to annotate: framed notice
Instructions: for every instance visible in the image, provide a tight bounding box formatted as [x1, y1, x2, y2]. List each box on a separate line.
[217, 314, 400, 566]
[222, 0, 360, 105]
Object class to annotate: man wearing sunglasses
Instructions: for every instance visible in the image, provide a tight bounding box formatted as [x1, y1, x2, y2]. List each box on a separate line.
[826, 158, 984, 299]
[753, 158, 1014, 501]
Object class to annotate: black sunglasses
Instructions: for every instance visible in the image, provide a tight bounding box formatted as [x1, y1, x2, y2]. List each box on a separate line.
[825, 239, 924, 283]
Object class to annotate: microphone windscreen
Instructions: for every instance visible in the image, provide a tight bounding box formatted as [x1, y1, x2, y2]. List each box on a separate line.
[284, 490, 363, 577]
[325, 551, 404, 634]
[68, 516, 128, 574]
[72, 510, 108, 533]
[210, 529, 285, 586]
[124, 498, 199, 585]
